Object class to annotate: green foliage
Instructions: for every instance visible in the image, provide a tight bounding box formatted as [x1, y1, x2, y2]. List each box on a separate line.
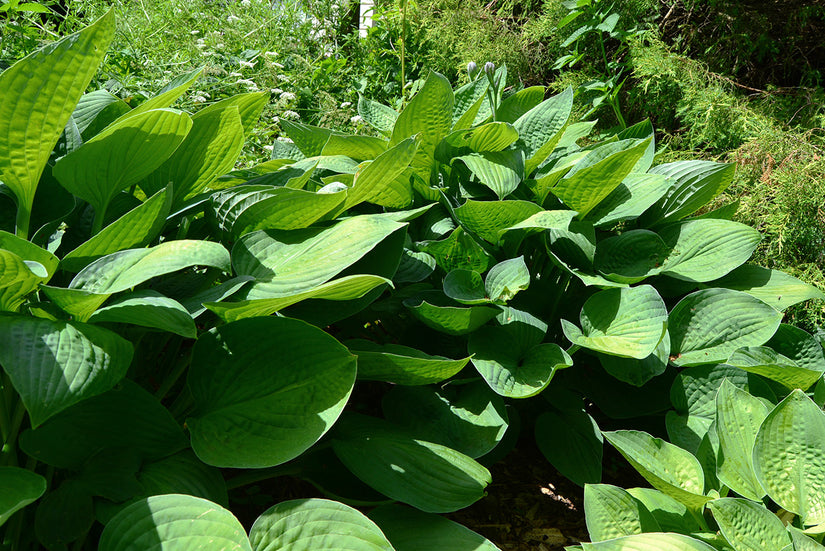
[1, 16, 824, 549]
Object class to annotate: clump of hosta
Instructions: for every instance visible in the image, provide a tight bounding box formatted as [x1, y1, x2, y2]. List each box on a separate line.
[0, 13, 823, 549]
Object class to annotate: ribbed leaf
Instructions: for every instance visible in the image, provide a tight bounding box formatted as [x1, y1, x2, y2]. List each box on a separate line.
[39, 286, 109, 323]
[728, 346, 823, 390]
[626, 488, 697, 534]
[0, 11, 114, 237]
[598, 330, 670, 387]
[321, 134, 388, 162]
[587, 173, 671, 228]
[582, 533, 716, 550]
[561, 285, 667, 359]
[137, 450, 228, 507]
[457, 150, 524, 199]
[358, 94, 398, 135]
[485, 256, 530, 302]
[88, 290, 196, 338]
[669, 289, 782, 366]
[715, 380, 770, 501]
[709, 265, 825, 311]
[99, 495, 251, 551]
[405, 293, 499, 336]
[496, 86, 545, 124]
[369, 504, 501, 551]
[70, 240, 231, 294]
[442, 122, 518, 154]
[120, 66, 203, 120]
[536, 409, 603, 486]
[71, 90, 129, 139]
[500, 210, 577, 235]
[249, 499, 393, 551]
[346, 136, 418, 208]
[584, 484, 660, 542]
[418, 227, 494, 273]
[201, 92, 268, 135]
[332, 413, 491, 513]
[603, 430, 710, 509]
[0, 467, 46, 527]
[452, 78, 489, 128]
[754, 390, 825, 525]
[513, 87, 573, 174]
[709, 497, 790, 551]
[0, 315, 132, 426]
[643, 161, 736, 224]
[454, 200, 542, 244]
[187, 317, 356, 468]
[769, 324, 825, 374]
[594, 230, 669, 284]
[348, 339, 470, 385]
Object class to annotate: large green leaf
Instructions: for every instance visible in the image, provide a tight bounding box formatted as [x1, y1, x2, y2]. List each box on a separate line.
[496, 86, 545, 124]
[348, 339, 470, 385]
[345, 136, 418, 208]
[513, 87, 573, 174]
[390, 71, 454, 183]
[457, 150, 524, 199]
[715, 380, 770, 501]
[754, 390, 825, 525]
[87, 290, 196, 338]
[0, 315, 132, 426]
[69, 240, 231, 294]
[200, 91, 268, 135]
[454, 200, 543, 244]
[597, 331, 670, 387]
[121, 66, 203, 120]
[332, 413, 491, 513]
[368, 504, 501, 551]
[708, 265, 825, 311]
[587, 173, 671, 228]
[769, 324, 825, 375]
[659, 220, 761, 282]
[249, 498, 393, 551]
[584, 483, 660, 542]
[626, 488, 698, 534]
[708, 498, 790, 551]
[551, 138, 651, 218]
[405, 293, 499, 336]
[60, 186, 172, 272]
[71, 89, 130, 139]
[53, 108, 192, 227]
[643, 161, 736, 224]
[452, 78, 489, 129]
[441, 122, 518, 155]
[0, 10, 114, 238]
[19, 380, 187, 470]
[594, 230, 669, 284]
[358, 95, 398, 134]
[418, 227, 494, 273]
[99, 494, 252, 551]
[233, 214, 405, 297]
[582, 533, 716, 550]
[187, 317, 356, 468]
[141, 103, 245, 204]
[669, 289, 782, 366]
[561, 285, 667, 359]
[136, 449, 228, 507]
[603, 430, 711, 509]
[536, 408, 603, 486]
[0, 217, 60, 313]
[382, 382, 508, 459]
[727, 346, 823, 390]
[0, 467, 46, 527]
[321, 134, 388, 162]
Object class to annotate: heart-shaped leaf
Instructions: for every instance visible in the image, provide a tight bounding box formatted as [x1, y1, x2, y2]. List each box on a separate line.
[536, 408, 603, 486]
[643, 160, 736, 224]
[187, 317, 356, 468]
[348, 339, 470, 385]
[368, 504, 501, 551]
[584, 484, 660, 542]
[87, 290, 196, 338]
[709, 498, 790, 551]
[727, 346, 823, 390]
[708, 265, 825, 311]
[0, 467, 46, 527]
[454, 200, 543, 244]
[514, 87, 573, 174]
[457, 151, 524, 199]
[582, 533, 716, 550]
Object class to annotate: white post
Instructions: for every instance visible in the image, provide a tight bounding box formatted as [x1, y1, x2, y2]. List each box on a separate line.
[359, 0, 375, 38]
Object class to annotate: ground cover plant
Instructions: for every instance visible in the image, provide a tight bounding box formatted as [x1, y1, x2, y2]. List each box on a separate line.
[2, 12, 825, 550]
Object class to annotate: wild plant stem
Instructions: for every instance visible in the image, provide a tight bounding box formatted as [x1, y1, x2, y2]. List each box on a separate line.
[400, 0, 407, 101]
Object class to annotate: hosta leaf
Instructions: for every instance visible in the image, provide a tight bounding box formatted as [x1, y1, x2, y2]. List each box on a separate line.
[457, 150, 524, 199]
[584, 484, 660, 541]
[603, 430, 711, 509]
[275, 120, 333, 157]
[754, 390, 825, 525]
[454, 200, 543, 244]
[500, 210, 577, 235]
[382, 382, 508, 458]
[594, 230, 669, 284]
[202, 92, 268, 135]
[396, 249, 436, 282]
[0, 315, 132, 426]
[72, 90, 130, 139]
[405, 292, 499, 335]
[514, 87, 573, 174]
[643, 161, 736, 224]
[0, 10, 114, 237]
[60, 186, 172, 272]
[233, 214, 405, 297]
[99, 494, 251, 551]
[668, 289, 782, 366]
[496, 86, 545, 124]
[121, 66, 203, 119]
[708, 498, 791, 551]
[587, 173, 671, 228]
[348, 339, 470, 385]
[659, 220, 761, 283]
[527, 150, 586, 204]
[180, 276, 253, 319]
[204, 274, 392, 322]
[87, 290, 196, 338]
[368, 504, 501, 551]
[390, 71, 453, 183]
[536, 409, 603, 486]
[0, 467, 46, 527]
[418, 227, 494, 273]
[670, 363, 776, 419]
[69, 240, 230, 295]
[728, 346, 823, 390]
[582, 533, 716, 550]
[358, 94, 398, 134]
[345, 136, 417, 208]
[598, 330, 670, 386]
[769, 324, 825, 374]
[332, 413, 491, 513]
[0, 230, 59, 311]
[137, 449, 228, 507]
[561, 285, 667, 359]
[39, 286, 109, 322]
[789, 527, 825, 550]
[187, 317, 356, 468]
[141, 103, 245, 204]
[485, 256, 530, 302]
[551, 138, 651, 218]
[709, 265, 825, 311]
[452, 78, 489, 129]
[0, 249, 42, 290]
[322, 134, 388, 162]
[249, 498, 394, 551]
[53, 108, 192, 223]
[19, 380, 187, 470]
[442, 122, 519, 154]
[715, 380, 770, 501]
[443, 269, 487, 304]
[34, 480, 94, 549]
[627, 488, 697, 534]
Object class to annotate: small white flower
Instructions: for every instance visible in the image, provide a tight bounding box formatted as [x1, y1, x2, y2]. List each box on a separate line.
[229, 72, 243, 77]
[215, 43, 225, 49]
[264, 51, 278, 58]
[239, 60, 256, 68]
[240, 0, 251, 6]
[340, 101, 352, 108]
[227, 15, 241, 23]
[276, 136, 294, 143]
[350, 115, 363, 124]
[262, 144, 274, 152]
[270, 88, 283, 94]
[190, 30, 200, 35]
[272, 116, 280, 123]
[192, 94, 208, 103]
[273, 62, 285, 69]
[196, 38, 206, 48]
[235, 79, 258, 90]
[279, 91, 296, 101]
[282, 110, 300, 120]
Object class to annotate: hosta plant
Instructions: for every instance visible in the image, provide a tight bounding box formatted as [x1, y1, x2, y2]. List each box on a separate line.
[1, 12, 824, 549]
[575, 379, 825, 550]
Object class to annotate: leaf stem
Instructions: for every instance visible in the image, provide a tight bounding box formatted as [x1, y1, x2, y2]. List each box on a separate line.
[91, 205, 106, 235]
[15, 205, 30, 241]
[155, 347, 193, 401]
[1, 400, 27, 467]
[224, 464, 304, 490]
